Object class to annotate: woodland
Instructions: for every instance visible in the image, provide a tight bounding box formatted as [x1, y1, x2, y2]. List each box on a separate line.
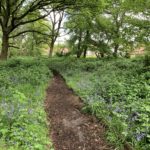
[0, 0, 150, 150]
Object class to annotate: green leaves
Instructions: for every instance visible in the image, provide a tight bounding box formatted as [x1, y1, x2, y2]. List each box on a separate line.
[49, 57, 150, 149]
[0, 58, 53, 149]
[65, 0, 149, 57]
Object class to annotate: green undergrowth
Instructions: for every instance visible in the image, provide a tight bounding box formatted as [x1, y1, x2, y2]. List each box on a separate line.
[0, 56, 149, 150]
[0, 57, 53, 150]
[48, 57, 150, 150]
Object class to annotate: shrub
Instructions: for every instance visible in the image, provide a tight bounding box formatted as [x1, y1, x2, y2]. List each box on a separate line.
[48, 57, 150, 149]
[0, 58, 53, 149]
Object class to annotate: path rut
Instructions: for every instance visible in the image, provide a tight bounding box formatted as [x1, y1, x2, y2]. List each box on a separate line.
[45, 73, 114, 150]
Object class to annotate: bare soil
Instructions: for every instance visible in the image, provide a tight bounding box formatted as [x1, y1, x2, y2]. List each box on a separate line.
[45, 73, 114, 150]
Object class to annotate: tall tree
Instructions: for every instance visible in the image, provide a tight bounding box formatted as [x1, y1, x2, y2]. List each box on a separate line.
[65, 0, 104, 58]
[96, 0, 132, 57]
[48, 10, 64, 57]
[88, 0, 150, 57]
[0, 0, 75, 59]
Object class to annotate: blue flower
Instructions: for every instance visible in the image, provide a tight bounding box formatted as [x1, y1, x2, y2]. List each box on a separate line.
[136, 133, 145, 141]
[114, 106, 122, 113]
[28, 108, 33, 114]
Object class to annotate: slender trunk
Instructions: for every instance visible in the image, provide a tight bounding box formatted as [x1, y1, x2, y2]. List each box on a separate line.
[77, 30, 82, 58]
[77, 51, 82, 58]
[31, 35, 34, 56]
[100, 52, 104, 58]
[83, 46, 87, 58]
[113, 44, 119, 57]
[83, 30, 89, 58]
[0, 33, 9, 60]
[77, 46, 82, 58]
[49, 41, 54, 57]
[83, 30, 90, 58]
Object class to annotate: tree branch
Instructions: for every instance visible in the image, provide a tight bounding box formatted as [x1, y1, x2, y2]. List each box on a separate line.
[9, 45, 20, 49]
[12, 0, 26, 16]
[9, 30, 49, 38]
[14, 12, 51, 29]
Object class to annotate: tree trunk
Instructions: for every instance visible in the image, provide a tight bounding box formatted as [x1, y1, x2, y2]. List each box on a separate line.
[77, 30, 82, 58]
[83, 46, 87, 58]
[49, 41, 54, 57]
[113, 44, 119, 57]
[0, 33, 9, 60]
[83, 30, 89, 58]
[77, 51, 82, 58]
[100, 52, 104, 58]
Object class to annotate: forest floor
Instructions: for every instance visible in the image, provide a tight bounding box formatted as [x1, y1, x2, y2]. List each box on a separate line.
[45, 72, 114, 150]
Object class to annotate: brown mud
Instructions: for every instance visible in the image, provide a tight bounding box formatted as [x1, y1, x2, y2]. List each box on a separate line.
[45, 73, 114, 150]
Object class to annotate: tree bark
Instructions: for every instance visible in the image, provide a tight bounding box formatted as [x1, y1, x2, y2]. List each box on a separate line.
[49, 41, 54, 57]
[48, 10, 64, 57]
[113, 44, 119, 57]
[100, 52, 104, 58]
[0, 33, 9, 60]
[83, 46, 87, 58]
[83, 30, 89, 58]
[77, 30, 82, 58]
[77, 51, 82, 58]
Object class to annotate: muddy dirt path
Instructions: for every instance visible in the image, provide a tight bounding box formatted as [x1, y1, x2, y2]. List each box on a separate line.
[45, 73, 114, 150]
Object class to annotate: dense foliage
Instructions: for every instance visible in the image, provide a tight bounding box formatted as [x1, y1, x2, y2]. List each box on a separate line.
[0, 0, 149, 59]
[65, 0, 150, 58]
[0, 58, 53, 150]
[0, 0, 149, 150]
[0, 56, 149, 149]
[49, 57, 150, 149]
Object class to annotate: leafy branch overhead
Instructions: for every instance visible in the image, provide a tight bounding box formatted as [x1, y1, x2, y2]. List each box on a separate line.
[65, 0, 150, 58]
[0, 0, 76, 59]
[0, 0, 149, 59]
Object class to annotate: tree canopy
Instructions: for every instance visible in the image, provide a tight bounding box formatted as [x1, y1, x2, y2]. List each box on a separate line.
[0, 0, 149, 59]
[0, 0, 76, 59]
